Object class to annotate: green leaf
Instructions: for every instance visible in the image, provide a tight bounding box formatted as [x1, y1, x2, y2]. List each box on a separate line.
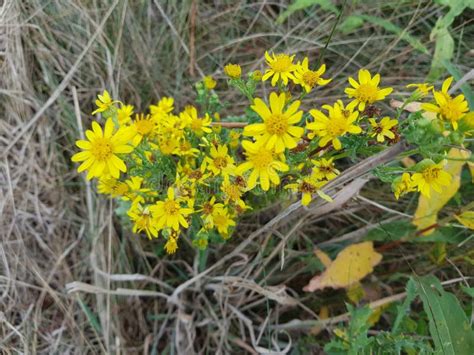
[358, 15, 429, 54]
[277, 0, 339, 24]
[461, 285, 474, 298]
[365, 221, 416, 242]
[339, 15, 364, 34]
[428, 27, 454, 81]
[392, 278, 417, 334]
[77, 297, 102, 333]
[414, 276, 474, 354]
[427, 0, 474, 80]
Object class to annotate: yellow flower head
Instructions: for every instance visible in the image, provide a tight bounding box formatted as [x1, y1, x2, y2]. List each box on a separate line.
[311, 158, 340, 181]
[406, 83, 433, 98]
[128, 204, 159, 239]
[164, 232, 179, 254]
[150, 97, 174, 121]
[285, 176, 332, 206]
[294, 57, 331, 93]
[150, 187, 193, 231]
[212, 207, 236, 239]
[306, 100, 362, 150]
[117, 104, 134, 125]
[221, 175, 247, 209]
[181, 106, 212, 136]
[229, 130, 241, 149]
[244, 92, 304, 153]
[200, 196, 224, 227]
[421, 77, 468, 130]
[369, 116, 398, 143]
[97, 176, 129, 197]
[71, 118, 135, 180]
[92, 90, 119, 115]
[411, 160, 452, 198]
[203, 75, 217, 90]
[262, 52, 297, 86]
[224, 63, 242, 79]
[345, 69, 393, 111]
[392, 172, 415, 200]
[124, 176, 152, 204]
[132, 113, 156, 145]
[235, 140, 289, 191]
[204, 144, 236, 177]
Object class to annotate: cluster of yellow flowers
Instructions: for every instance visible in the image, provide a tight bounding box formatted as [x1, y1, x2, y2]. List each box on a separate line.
[72, 51, 472, 254]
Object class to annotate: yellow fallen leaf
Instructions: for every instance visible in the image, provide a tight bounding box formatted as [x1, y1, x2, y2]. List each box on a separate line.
[455, 211, 474, 230]
[346, 282, 366, 304]
[413, 148, 471, 235]
[303, 242, 382, 292]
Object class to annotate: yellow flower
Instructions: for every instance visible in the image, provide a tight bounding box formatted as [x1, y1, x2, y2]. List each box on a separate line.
[293, 57, 331, 93]
[421, 77, 468, 130]
[212, 207, 236, 239]
[203, 75, 217, 90]
[200, 196, 225, 228]
[128, 204, 159, 239]
[97, 176, 129, 197]
[236, 140, 289, 191]
[181, 106, 212, 136]
[158, 136, 179, 155]
[117, 104, 134, 125]
[285, 176, 332, 206]
[392, 172, 415, 200]
[150, 97, 174, 121]
[311, 158, 340, 181]
[262, 52, 297, 86]
[131, 113, 156, 145]
[224, 64, 242, 79]
[176, 139, 200, 157]
[221, 175, 247, 209]
[406, 83, 433, 98]
[92, 90, 118, 115]
[204, 144, 235, 177]
[124, 176, 152, 204]
[178, 161, 211, 185]
[229, 130, 241, 149]
[345, 69, 393, 111]
[164, 231, 179, 254]
[71, 118, 135, 180]
[307, 101, 362, 150]
[411, 160, 452, 198]
[369, 117, 398, 143]
[150, 187, 193, 231]
[244, 92, 304, 153]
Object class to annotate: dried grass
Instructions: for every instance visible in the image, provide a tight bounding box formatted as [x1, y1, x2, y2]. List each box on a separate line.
[1, 1, 472, 353]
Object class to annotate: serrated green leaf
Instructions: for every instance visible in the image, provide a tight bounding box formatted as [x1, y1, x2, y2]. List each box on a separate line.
[277, 0, 339, 24]
[415, 276, 474, 354]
